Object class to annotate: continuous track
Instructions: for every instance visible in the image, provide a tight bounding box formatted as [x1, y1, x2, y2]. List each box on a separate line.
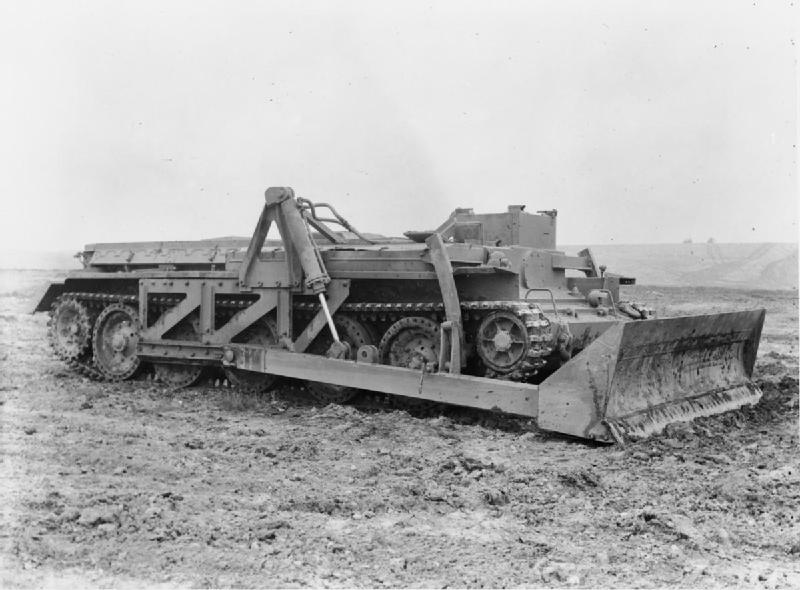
[49, 291, 556, 387]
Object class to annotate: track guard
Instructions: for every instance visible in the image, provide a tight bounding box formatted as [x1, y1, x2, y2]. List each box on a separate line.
[33, 282, 66, 313]
[537, 309, 766, 443]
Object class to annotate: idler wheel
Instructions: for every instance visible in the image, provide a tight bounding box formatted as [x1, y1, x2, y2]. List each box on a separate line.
[476, 310, 530, 374]
[224, 317, 280, 394]
[306, 315, 376, 404]
[92, 303, 141, 381]
[48, 296, 93, 361]
[154, 319, 203, 389]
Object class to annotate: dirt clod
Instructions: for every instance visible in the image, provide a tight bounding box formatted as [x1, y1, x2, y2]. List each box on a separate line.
[77, 506, 120, 527]
[559, 467, 602, 489]
[483, 488, 510, 506]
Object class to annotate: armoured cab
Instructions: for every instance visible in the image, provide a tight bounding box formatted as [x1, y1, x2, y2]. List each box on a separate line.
[418, 204, 557, 249]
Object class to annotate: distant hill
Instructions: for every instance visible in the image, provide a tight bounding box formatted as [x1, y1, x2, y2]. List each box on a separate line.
[566, 242, 798, 290]
[2, 242, 797, 290]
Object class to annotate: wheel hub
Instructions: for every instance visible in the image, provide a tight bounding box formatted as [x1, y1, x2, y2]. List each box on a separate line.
[401, 338, 438, 371]
[111, 328, 129, 352]
[493, 330, 512, 352]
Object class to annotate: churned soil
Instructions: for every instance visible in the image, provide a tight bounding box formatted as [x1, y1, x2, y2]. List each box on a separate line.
[1, 270, 798, 588]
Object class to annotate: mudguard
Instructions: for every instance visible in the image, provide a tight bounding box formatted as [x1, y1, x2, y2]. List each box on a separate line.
[32, 283, 66, 313]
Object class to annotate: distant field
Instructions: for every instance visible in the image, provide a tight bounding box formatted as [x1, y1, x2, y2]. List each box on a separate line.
[0, 251, 81, 271]
[565, 242, 798, 290]
[1, 242, 797, 290]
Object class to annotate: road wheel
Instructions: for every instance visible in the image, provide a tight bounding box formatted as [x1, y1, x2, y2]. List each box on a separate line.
[378, 316, 440, 410]
[378, 316, 440, 372]
[92, 303, 141, 381]
[306, 315, 376, 404]
[153, 318, 204, 389]
[224, 317, 280, 394]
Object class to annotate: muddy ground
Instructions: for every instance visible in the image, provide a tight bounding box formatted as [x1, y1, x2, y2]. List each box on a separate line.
[1, 270, 798, 588]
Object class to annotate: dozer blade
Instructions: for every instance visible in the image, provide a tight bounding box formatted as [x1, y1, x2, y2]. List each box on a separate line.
[537, 309, 766, 443]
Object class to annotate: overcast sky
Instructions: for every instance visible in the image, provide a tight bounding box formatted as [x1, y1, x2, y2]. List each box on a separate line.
[0, 1, 796, 251]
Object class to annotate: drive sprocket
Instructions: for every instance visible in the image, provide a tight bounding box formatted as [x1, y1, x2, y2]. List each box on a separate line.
[476, 310, 530, 374]
[48, 296, 93, 362]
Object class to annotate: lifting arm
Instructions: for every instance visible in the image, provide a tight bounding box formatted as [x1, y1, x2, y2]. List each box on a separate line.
[239, 187, 331, 293]
[239, 186, 341, 344]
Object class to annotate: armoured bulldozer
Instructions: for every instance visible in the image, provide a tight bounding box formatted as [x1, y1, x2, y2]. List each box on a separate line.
[35, 187, 766, 443]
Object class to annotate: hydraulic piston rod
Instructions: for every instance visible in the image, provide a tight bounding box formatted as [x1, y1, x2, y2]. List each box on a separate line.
[318, 292, 341, 343]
